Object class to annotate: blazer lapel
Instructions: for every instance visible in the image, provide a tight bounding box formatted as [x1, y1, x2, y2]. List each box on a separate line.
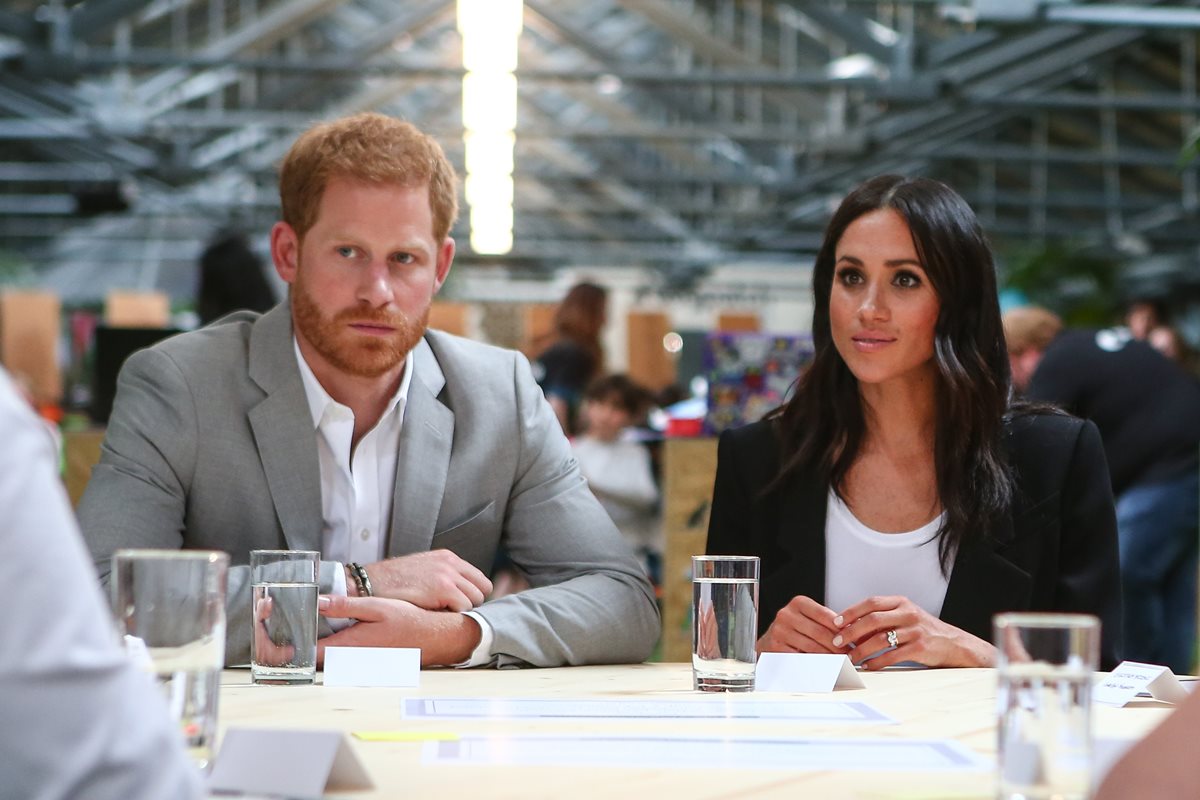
[386, 336, 454, 556]
[940, 509, 1032, 640]
[761, 471, 828, 627]
[246, 305, 323, 552]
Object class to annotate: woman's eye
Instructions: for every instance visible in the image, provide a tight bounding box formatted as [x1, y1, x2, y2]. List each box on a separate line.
[837, 269, 863, 286]
[895, 272, 921, 288]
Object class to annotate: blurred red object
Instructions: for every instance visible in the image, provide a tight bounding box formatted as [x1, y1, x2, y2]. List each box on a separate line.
[665, 417, 703, 437]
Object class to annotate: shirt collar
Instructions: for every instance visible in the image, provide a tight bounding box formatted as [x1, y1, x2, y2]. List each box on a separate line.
[292, 336, 414, 429]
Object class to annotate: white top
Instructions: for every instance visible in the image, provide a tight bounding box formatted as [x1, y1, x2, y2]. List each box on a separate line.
[293, 341, 493, 665]
[572, 435, 661, 552]
[0, 368, 202, 800]
[824, 490, 951, 618]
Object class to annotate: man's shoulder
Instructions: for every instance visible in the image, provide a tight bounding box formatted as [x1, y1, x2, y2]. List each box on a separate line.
[423, 329, 522, 374]
[152, 311, 259, 360]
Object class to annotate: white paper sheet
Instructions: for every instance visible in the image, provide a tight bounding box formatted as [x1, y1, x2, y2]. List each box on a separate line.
[422, 733, 987, 771]
[403, 697, 892, 723]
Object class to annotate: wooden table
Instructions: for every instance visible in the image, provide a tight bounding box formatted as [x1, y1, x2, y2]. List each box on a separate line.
[217, 663, 1171, 799]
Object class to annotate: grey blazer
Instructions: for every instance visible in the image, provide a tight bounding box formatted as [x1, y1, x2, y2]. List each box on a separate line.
[79, 304, 660, 668]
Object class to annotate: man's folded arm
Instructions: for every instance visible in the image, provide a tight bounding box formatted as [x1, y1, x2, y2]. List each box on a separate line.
[469, 353, 660, 668]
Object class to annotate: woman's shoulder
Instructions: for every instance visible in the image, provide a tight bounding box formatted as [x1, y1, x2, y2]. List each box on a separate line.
[1004, 408, 1100, 478]
[1004, 407, 1089, 443]
[718, 416, 779, 449]
[716, 417, 783, 474]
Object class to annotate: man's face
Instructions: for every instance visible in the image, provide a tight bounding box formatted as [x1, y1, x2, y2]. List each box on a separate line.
[1008, 348, 1042, 394]
[271, 177, 454, 379]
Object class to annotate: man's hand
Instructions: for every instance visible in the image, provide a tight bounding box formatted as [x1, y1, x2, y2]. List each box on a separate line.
[359, 551, 492, 611]
[757, 595, 848, 655]
[252, 595, 296, 667]
[316, 595, 483, 667]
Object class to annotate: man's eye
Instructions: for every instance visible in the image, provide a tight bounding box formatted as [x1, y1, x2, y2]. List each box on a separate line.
[392, 252, 415, 264]
[336, 246, 356, 258]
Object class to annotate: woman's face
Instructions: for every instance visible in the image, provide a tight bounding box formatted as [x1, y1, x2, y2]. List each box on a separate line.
[829, 208, 941, 391]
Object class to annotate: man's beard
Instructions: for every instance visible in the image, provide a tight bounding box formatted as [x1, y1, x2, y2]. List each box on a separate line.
[291, 278, 427, 379]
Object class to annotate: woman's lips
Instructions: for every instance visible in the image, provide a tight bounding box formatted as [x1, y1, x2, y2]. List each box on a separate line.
[851, 334, 896, 352]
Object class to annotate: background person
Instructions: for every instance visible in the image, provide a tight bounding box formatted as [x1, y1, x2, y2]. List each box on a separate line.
[532, 281, 608, 435]
[79, 113, 658, 670]
[0, 366, 202, 800]
[708, 175, 1122, 670]
[1004, 305, 1200, 673]
[573, 374, 661, 582]
[196, 229, 277, 325]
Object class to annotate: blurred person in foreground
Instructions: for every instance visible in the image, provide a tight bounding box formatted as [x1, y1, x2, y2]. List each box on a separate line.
[0, 366, 201, 800]
[532, 281, 608, 435]
[1004, 305, 1200, 673]
[708, 175, 1122, 670]
[1094, 684, 1200, 799]
[78, 112, 658, 669]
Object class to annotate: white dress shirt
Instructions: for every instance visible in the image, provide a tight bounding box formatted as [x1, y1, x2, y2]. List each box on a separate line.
[0, 367, 203, 799]
[293, 340, 494, 664]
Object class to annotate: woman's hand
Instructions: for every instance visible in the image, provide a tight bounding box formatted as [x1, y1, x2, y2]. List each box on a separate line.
[834, 595, 996, 669]
[758, 595, 849, 655]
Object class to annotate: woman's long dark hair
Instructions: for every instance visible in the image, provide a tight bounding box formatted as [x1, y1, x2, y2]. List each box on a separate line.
[772, 175, 1013, 572]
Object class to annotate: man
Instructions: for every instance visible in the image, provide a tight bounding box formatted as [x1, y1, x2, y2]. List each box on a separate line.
[0, 367, 202, 800]
[79, 113, 659, 668]
[1004, 306, 1200, 673]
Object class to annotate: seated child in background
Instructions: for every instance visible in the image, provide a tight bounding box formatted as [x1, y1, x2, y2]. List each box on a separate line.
[573, 375, 662, 584]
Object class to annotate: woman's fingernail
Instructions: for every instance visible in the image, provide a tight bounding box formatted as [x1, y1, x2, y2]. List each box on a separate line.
[834, 615, 843, 627]
[832, 635, 843, 647]
[318, 596, 331, 610]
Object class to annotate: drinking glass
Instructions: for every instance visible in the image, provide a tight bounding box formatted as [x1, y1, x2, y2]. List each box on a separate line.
[692, 555, 760, 692]
[995, 612, 1100, 800]
[111, 548, 228, 771]
[249, 549, 319, 685]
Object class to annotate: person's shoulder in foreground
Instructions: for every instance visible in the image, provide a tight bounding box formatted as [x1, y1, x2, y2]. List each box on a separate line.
[0, 367, 201, 800]
[1095, 681, 1200, 799]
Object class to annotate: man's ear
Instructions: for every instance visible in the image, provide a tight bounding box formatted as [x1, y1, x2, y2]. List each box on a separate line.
[432, 237, 456, 293]
[270, 222, 300, 285]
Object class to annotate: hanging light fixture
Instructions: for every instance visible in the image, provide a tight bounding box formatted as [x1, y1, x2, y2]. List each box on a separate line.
[458, 0, 522, 255]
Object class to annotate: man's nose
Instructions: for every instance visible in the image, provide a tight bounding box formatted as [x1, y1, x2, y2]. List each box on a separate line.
[356, 261, 393, 306]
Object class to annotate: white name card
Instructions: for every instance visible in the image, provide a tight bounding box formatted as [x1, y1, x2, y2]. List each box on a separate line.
[1094, 660, 1189, 707]
[754, 653, 866, 693]
[322, 646, 421, 688]
[208, 728, 373, 796]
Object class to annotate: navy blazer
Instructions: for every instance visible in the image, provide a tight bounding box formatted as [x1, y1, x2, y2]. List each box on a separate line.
[706, 412, 1122, 669]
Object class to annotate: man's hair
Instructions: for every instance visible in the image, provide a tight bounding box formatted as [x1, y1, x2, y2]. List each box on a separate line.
[585, 374, 650, 417]
[278, 112, 459, 241]
[1002, 306, 1063, 355]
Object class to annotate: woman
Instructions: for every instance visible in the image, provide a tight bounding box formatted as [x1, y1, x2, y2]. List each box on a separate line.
[534, 281, 608, 434]
[706, 175, 1121, 669]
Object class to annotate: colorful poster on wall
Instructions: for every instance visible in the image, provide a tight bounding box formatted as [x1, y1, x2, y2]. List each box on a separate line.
[704, 332, 814, 435]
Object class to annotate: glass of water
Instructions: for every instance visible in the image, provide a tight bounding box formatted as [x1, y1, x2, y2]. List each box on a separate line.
[111, 548, 228, 771]
[249, 550, 319, 685]
[994, 612, 1100, 800]
[692, 555, 760, 692]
